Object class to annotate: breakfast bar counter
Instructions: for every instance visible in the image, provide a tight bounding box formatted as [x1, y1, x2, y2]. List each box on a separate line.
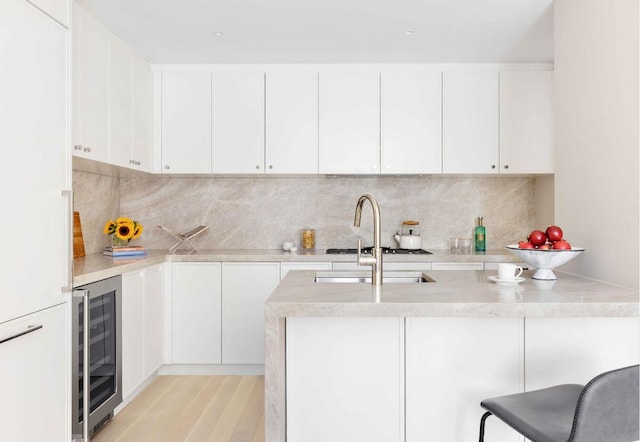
[264, 270, 639, 442]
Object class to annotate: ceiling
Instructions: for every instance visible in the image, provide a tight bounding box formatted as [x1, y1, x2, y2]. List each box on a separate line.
[76, 0, 555, 64]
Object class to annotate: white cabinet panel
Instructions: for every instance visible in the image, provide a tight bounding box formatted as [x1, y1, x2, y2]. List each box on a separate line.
[287, 317, 404, 442]
[500, 71, 554, 173]
[381, 71, 442, 174]
[0, 304, 68, 441]
[143, 264, 164, 377]
[171, 263, 222, 363]
[266, 72, 318, 174]
[405, 318, 523, 442]
[222, 262, 280, 364]
[212, 72, 265, 173]
[525, 317, 640, 390]
[443, 71, 499, 173]
[131, 54, 153, 172]
[280, 261, 332, 280]
[73, 5, 109, 162]
[161, 72, 212, 173]
[1, 0, 68, 322]
[319, 72, 379, 174]
[122, 271, 144, 399]
[108, 38, 133, 169]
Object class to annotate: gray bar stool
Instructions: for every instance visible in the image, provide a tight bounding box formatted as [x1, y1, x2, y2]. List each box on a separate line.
[478, 364, 639, 442]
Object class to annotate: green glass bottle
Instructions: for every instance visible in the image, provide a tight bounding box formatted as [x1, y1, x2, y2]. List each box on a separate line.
[474, 217, 486, 252]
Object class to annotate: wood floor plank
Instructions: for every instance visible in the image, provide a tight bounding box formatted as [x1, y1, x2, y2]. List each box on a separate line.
[230, 376, 265, 442]
[91, 375, 265, 442]
[205, 376, 259, 442]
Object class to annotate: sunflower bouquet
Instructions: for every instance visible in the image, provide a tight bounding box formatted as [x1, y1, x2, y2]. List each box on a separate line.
[104, 217, 143, 246]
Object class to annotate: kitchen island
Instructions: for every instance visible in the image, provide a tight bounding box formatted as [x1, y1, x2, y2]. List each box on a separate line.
[265, 270, 639, 442]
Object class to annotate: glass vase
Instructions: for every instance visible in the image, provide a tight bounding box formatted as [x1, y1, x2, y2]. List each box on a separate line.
[111, 235, 130, 248]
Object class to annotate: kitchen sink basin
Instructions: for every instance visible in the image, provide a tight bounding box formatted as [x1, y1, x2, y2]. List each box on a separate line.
[314, 271, 434, 284]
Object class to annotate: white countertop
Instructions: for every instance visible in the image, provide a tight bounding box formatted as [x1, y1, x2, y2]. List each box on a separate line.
[72, 248, 520, 287]
[266, 269, 639, 318]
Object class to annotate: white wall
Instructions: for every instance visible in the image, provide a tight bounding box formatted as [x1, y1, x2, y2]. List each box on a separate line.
[554, 0, 639, 289]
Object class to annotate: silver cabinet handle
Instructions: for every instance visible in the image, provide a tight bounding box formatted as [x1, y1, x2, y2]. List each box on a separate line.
[62, 190, 73, 294]
[74, 145, 83, 151]
[0, 324, 43, 345]
[491, 164, 496, 169]
[504, 165, 509, 169]
[256, 165, 260, 170]
[83, 146, 92, 153]
[165, 165, 170, 170]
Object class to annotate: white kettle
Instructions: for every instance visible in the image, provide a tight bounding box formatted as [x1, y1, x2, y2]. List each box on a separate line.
[394, 221, 422, 250]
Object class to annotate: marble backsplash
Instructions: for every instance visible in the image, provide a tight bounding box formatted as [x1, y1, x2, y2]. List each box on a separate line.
[73, 170, 536, 254]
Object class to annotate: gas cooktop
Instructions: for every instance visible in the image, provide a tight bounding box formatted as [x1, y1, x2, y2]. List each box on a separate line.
[325, 247, 432, 255]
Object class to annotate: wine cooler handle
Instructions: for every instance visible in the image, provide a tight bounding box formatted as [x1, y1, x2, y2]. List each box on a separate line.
[73, 289, 91, 442]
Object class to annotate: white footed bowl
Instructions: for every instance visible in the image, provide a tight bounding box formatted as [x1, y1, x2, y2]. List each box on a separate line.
[506, 245, 585, 280]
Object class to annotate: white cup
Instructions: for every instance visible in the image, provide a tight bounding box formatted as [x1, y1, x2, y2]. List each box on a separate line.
[497, 263, 524, 280]
[282, 241, 294, 251]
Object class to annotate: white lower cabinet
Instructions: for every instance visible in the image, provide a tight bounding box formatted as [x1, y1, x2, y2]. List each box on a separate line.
[0, 303, 68, 441]
[121, 263, 164, 399]
[222, 262, 280, 364]
[525, 317, 640, 390]
[405, 318, 523, 442]
[170, 262, 222, 363]
[286, 317, 404, 442]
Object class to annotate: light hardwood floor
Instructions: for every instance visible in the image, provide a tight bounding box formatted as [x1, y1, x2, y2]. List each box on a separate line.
[92, 376, 265, 442]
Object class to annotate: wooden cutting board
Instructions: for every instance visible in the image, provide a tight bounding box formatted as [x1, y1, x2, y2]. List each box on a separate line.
[73, 211, 86, 258]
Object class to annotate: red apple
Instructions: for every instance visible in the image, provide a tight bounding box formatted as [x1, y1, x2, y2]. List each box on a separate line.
[538, 243, 551, 250]
[545, 225, 564, 243]
[518, 241, 535, 249]
[528, 230, 547, 247]
[552, 240, 572, 250]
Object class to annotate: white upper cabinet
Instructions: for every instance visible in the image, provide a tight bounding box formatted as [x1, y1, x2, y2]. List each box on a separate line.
[266, 72, 319, 174]
[442, 71, 500, 174]
[381, 71, 442, 174]
[212, 72, 265, 173]
[499, 71, 554, 173]
[131, 54, 153, 171]
[29, 0, 69, 27]
[318, 72, 380, 174]
[108, 38, 133, 169]
[73, 5, 109, 162]
[161, 71, 212, 173]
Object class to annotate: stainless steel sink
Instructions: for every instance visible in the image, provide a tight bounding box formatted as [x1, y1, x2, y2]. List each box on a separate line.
[314, 271, 434, 284]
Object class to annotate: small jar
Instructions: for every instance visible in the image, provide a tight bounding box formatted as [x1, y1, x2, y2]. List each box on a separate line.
[301, 228, 315, 250]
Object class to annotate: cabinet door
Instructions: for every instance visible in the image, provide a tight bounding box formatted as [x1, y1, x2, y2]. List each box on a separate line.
[161, 72, 212, 173]
[222, 262, 280, 364]
[0, 304, 68, 441]
[525, 318, 639, 390]
[381, 71, 442, 174]
[1, 0, 68, 322]
[122, 271, 144, 399]
[500, 71, 554, 173]
[212, 72, 265, 173]
[319, 72, 379, 174]
[108, 37, 133, 169]
[406, 318, 523, 442]
[73, 5, 109, 162]
[171, 263, 221, 363]
[266, 72, 318, 174]
[442, 71, 499, 173]
[131, 54, 153, 172]
[287, 317, 404, 442]
[143, 264, 163, 377]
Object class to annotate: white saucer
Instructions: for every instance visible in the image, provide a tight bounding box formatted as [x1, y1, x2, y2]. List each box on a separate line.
[489, 275, 525, 285]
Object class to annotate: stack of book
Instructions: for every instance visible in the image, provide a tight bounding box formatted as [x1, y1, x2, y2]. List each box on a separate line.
[103, 245, 146, 257]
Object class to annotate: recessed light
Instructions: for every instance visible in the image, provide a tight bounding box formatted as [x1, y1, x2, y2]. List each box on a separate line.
[404, 29, 415, 36]
[214, 32, 224, 37]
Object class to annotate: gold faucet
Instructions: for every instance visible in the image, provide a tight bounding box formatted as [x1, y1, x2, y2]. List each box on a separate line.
[354, 194, 383, 286]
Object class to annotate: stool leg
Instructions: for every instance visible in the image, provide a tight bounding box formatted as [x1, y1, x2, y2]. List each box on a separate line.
[479, 411, 492, 442]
